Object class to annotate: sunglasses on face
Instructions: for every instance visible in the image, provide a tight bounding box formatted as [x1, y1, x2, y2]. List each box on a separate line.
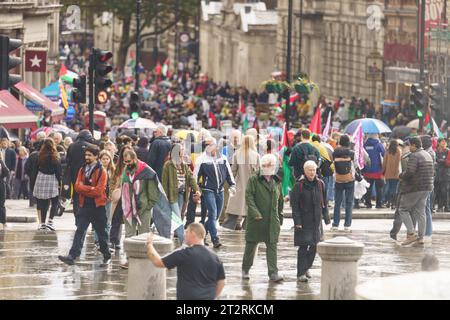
[124, 160, 132, 164]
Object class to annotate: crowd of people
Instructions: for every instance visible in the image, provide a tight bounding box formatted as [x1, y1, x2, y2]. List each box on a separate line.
[0, 61, 445, 298]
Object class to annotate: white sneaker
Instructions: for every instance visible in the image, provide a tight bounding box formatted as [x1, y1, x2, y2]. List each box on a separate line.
[0, 223, 4, 231]
[330, 226, 338, 231]
[344, 227, 351, 233]
[424, 236, 432, 244]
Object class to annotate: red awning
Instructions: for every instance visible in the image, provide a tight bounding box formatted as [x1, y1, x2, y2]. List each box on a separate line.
[0, 90, 38, 129]
[14, 81, 65, 121]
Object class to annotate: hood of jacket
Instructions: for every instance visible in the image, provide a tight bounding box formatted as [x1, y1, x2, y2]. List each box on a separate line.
[76, 130, 94, 143]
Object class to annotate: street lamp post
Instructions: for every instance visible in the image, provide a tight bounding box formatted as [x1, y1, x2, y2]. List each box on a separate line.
[285, 0, 293, 132]
[135, 0, 141, 93]
[153, 0, 159, 67]
[298, 0, 303, 73]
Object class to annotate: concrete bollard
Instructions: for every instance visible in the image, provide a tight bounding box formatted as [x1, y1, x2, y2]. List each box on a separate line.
[317, 236, 364, 300]
[124, 232, 173, 300]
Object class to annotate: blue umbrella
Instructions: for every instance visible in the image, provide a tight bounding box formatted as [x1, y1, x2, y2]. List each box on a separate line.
[344, 118, 392, 135]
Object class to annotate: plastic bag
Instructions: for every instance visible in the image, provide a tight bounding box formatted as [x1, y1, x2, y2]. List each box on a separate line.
[354, 178, 370, 199]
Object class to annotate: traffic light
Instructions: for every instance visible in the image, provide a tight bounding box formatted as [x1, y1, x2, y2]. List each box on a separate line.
[93, 49, 113, 104]
[430, 83, 444, 110]
[129, 91, 140, 119]
[0, 35, 22, 90]
[72, 75, 86, 104]
[410, 83, 425, 118]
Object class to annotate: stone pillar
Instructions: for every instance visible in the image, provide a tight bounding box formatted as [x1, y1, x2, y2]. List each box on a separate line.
[317, 236, 364, 300]
[124, 233, 173, 300]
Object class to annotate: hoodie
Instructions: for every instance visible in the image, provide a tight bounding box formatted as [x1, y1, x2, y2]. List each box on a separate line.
[363, 138, 385, 176]
[66, 130, 97, 183]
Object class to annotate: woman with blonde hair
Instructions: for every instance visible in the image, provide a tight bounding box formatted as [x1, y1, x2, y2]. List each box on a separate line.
[109, 145, 133, 251]
[93, 150, 116, 248]
[223, 135, 260, 230]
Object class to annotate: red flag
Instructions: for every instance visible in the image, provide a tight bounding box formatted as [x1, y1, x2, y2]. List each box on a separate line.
[280, 123, 288, 150]
[424, 111, 430, 127]
[239, 96, 246, 114]
[309, 106, 322, 134]
[208, 112, 217, 128]
[154, 61, 162, 75]
[59, 64, 68, 77]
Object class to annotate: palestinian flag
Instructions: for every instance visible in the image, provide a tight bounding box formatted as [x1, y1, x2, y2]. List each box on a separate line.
[59, 64, 78, 85]
[275, 93, 299, 109]
[280, 123, 295, 196]
[208, 111, 217, 128]
[239, 96, 248, 133]
[162, 58, 170, 78]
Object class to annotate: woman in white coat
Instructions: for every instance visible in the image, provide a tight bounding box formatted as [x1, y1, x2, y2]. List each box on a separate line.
[223, 135, 260, 230]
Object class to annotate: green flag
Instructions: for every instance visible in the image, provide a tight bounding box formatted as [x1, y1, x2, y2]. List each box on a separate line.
[242, 115, 248, 133]
[281, 147, 295, 196]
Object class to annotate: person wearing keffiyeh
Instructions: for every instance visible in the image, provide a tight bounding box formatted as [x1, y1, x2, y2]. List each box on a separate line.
[121, 149, 160, 239]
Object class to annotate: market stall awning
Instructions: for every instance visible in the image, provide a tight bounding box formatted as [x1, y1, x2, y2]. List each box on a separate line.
[0, 90, 38, 129]
[14, 81, 64, 120]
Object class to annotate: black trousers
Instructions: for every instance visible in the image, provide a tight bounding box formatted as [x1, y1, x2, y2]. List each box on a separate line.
[435, 180, 449, 209]
[69, 205, 111, 260]
[36, 196, 59, 223]
[73, 191, 80, 225]
[364, 178, 384, 207]
[110, 201, 123, 246]
[0, 182, 6, 224]
[297, 245, 317, 277]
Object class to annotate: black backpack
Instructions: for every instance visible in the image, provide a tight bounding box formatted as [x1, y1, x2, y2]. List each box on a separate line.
[300, 144, 319, 164]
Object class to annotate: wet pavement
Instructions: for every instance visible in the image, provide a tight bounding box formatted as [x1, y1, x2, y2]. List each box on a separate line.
[1, 200, 450, 300]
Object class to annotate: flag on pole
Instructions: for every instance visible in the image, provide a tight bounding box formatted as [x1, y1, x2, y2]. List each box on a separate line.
[280, 123, 295, 196]
[352, 123, 365, 170]
[239, 95, 246, 114]
[275, 93, 299, 109]
[430, 116, 444, 138]
[162, 58, 170, 78]
[239, 96, 248, 133]
[58, 79, 69, 110]
[424, 111, 430, 127]
[322, 110, 332, 141]
[154, 61, 162, 75]
[308, 105, 322, 134]
[59, 64, 78, 85]
[208, 111, 217, 128]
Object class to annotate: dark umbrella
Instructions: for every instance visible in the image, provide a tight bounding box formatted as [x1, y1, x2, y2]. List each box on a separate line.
[391, 126, 412, 139]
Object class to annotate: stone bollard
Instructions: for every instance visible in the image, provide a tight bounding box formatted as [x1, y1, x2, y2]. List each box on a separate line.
[317, 236, 364, 300]
[124, 232, 173, 300]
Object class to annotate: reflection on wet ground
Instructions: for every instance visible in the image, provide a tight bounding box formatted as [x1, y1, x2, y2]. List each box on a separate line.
[0, 219, 449, 300]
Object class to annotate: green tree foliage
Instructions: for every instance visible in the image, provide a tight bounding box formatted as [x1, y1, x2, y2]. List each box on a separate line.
[61, 0, 198, 70]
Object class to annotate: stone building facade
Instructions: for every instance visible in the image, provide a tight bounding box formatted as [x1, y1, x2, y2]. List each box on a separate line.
[0, 0, 62, 89]
[276, 0, 385, 105]
[199, 0, 278, 90]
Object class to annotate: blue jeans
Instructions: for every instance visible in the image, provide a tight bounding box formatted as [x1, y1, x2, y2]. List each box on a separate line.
[384, 179, 399, 205]
[203, 190, 224, 243]
[333, 181, 354, 227]
[323, 176, 334, 202]
[425, 191, 433, 236]
[170, 192, 185, 242]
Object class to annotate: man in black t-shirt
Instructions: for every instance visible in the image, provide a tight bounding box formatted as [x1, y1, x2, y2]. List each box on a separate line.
[146, 223, 225, 300]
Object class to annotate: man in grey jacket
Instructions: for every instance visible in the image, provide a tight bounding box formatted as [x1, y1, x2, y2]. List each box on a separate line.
[399, 137, 434, 246]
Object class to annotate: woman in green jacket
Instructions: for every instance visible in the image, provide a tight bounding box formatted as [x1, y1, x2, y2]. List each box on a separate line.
[242, 154, 284, 283]
[162, 143, 200, 241]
